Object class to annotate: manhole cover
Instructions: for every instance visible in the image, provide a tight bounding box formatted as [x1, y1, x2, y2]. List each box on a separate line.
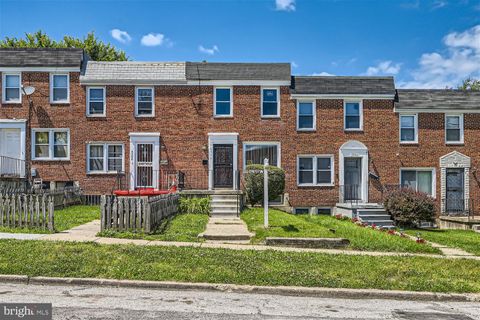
[394, 311, 475, 320]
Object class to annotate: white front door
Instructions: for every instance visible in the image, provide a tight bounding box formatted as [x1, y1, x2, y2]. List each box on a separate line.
[0, 121, 26, 178]
[129, 133, 160, 190]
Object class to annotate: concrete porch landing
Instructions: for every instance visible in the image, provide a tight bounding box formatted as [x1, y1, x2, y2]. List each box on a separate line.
[198, 217, 254, 244]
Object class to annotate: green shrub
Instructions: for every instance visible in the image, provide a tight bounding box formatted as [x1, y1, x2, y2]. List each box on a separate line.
[179, 196, 211, 215]
[244, 164, 285, 206]
[383, 188, 436, 227]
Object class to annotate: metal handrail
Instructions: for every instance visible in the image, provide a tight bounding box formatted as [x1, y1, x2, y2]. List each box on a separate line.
[0, 155, 26, 178]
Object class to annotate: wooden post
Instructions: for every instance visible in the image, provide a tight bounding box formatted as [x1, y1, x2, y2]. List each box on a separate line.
[35, 195, 40, 227]
[0, 195, 4, 226]
[23, 194, 28, 228]
[5, 196, 10, 227]
[106, 196, 112, 230]
[48, 196, 54, 232]
[17, 195, 22, 227]
[264, 158, 269, 228]
[100, 195, 106, 232]
[145, 200, 151, 233]
[11, 195, 16, 228]
[29, 195, 34, 226]
[42, 195, 47, 230]
[112, 197, 118, 229]
[125, 198, 130, 230]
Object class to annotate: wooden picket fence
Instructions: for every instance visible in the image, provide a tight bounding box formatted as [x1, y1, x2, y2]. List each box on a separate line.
[0, 194, 54, 231]
[100, 193, 179, 233]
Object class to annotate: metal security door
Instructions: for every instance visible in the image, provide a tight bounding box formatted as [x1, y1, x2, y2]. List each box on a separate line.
[135, 143, 154, 188]
[213, 144, 233, 188]
[446, 168, 465, 213]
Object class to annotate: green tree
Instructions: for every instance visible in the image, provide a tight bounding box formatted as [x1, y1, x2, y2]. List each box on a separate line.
[458, 78, 480, 91]
[0, 30, 128, 61]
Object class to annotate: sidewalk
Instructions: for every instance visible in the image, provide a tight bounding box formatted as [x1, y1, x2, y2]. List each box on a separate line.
[1, 219, 479, 260]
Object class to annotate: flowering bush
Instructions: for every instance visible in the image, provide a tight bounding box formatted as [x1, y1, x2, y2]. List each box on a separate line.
[383, 188, 436, 227]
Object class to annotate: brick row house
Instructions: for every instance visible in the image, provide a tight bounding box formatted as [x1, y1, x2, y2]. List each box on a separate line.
[1, 48, 479, 220]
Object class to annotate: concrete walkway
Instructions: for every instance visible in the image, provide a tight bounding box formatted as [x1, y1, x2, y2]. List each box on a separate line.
[1, 219, 479, 260]
[198, 217, 254, 243]
[405, 233, 474, 257]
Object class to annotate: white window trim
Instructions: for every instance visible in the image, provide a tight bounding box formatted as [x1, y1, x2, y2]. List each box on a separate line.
[399, 113, 418, 144]
[86, 86, 106, 117]
[343, 100, 363, 131]
[261, 87, 280, 118]
[49, 73, 70, 104]
[135, 87, 155, 117]
[297, 154, 335, 187]
[399, 167, 436, 198]
[445, 113, 464, 145]
[87, 143, 125, 174]
[2, 72, 22, 104]
[296, 100, 316, 131]
[31, 128, 70, 161]
[213, 86, 233, 117]
[242, 141, 281, 170]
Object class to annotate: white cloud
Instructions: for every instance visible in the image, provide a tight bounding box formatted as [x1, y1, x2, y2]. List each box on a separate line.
[276, 0, 295, 11]
[141, 33, 167, 47]
[311, 72, 335, 76]
[365, 61, 402, 76]
[431, 0, 447, 10]
[291, 61, 299, 68]
[110, 29, 131, 44]
[198, 45, 219, 55]
[399, 25, 480, 88]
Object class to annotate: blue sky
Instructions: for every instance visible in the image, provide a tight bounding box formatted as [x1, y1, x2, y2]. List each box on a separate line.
[0, 0, 479, 88]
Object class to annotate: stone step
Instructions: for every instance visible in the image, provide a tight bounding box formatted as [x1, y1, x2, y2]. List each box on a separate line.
[362, 220, 395, 227]
[357, 208, 387, 214]
[211, 195, 241, 201]
[211, 199, 239, 205]
[358, 214, 392, 220]
[212, 207, 238, 213]
[202, 233, 252, 241]
[211, 203, 238, 208]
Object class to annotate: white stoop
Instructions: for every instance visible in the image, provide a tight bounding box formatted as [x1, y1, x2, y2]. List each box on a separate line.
[210, 193, 241, 218]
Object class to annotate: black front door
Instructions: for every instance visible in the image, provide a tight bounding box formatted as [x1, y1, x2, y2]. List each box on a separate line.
[446, 168, 465, 213]
[213, 144, 233, 188]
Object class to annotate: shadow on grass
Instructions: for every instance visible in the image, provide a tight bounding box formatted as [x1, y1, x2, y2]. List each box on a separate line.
[281, 225, 299, 233]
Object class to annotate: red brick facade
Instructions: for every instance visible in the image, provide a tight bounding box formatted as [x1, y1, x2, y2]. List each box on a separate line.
[1, 71, 479, 214]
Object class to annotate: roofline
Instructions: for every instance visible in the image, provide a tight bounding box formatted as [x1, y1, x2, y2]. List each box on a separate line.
[79, 79, 188, 85]
[0, 67, 81, 72]
[292, 75, 394, 80]
[79, 79, 290, 86]
[290, 94, 395, 100]
[395, 108, 480, 113]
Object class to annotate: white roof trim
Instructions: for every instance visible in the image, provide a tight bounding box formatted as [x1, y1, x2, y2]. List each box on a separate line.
[395, 108, 480, 113]
[291, 94, 394, 100]
[80, 79, 188, 85]
[187, 80, 290, 86]
[0, 67, 80, 72]
[0, 119, 27, 123]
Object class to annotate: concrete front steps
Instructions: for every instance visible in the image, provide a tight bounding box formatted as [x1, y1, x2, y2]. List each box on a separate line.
[210, 193, 241, 218]
[335, 203, 395, 229]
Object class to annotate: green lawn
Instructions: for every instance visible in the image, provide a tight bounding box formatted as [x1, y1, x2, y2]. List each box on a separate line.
[0, 205, 100, 234]
[0, 239, 479, 293]
[97, 214, 209, 242]
[241, 208, 441, 254]
[406, 229, 480, 256]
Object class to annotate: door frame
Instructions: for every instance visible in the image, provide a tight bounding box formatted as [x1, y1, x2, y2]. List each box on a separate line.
[339, 140, 369, 203]
[208, 133, 238, 190]
[129, 132, 160, 190]
[0, 119, 26, 178]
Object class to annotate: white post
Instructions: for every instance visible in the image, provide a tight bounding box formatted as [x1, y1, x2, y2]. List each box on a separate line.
[264, 158, 269, 228]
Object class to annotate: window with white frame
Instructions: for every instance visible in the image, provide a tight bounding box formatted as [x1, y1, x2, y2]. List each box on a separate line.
[32, 129, 70, 160]
[87, 87, 105, 116]
[297, 155, 334, 186]
[2, 73, 21, 103]
[50, 73, 69, 103]
[445, 114, 464, 144]
[244, 143, 279, 168]
[214, 87, 232, 117]
[261, 88, 279, 117]
[344, 101, 362, 130]
[400, 114, 418, 143]
[135, 87, 154, 116]
[87, 143, 124, 173]
[400, 169, 435, 197]
[297, 101, 315, 130]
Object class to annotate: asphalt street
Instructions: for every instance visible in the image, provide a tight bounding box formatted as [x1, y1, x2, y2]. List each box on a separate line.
[0, 283, 479, 319]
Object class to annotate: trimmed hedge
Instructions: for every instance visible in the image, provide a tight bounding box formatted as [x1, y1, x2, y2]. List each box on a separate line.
[383, 188, 436, 227]
[244, 164, 285, 206]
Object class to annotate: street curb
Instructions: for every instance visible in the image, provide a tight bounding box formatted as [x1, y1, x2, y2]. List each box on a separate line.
[2, 275, 479, 302]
